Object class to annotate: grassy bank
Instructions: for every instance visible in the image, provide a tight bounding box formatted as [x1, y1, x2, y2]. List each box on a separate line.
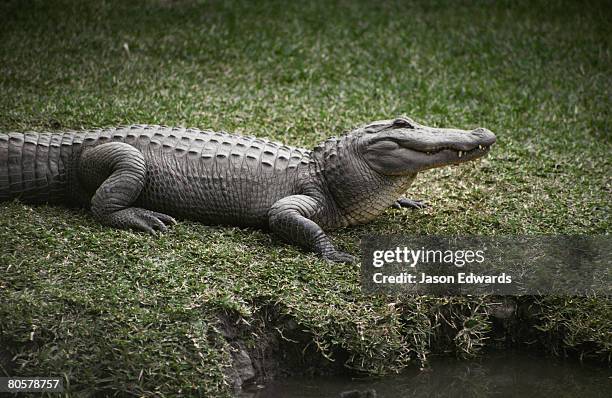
[1, 0, 610, 396]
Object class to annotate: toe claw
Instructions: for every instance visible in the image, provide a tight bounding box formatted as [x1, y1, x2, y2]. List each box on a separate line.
[101, 208, 176, 234]
[324, 251, 356, 264]
[395, 198, 428, 210]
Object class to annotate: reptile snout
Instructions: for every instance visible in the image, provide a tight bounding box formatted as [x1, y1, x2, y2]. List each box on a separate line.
[471, 127, 496, 146]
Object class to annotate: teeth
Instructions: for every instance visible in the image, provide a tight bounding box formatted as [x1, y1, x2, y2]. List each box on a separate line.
[458, 151, 463, 158]
[478, 145, 483, 150]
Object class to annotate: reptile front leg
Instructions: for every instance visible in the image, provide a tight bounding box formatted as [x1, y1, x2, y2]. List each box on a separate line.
[392, 198, 428, 209]
[268, 195, 355, 263]
[78, 142, 176, 233]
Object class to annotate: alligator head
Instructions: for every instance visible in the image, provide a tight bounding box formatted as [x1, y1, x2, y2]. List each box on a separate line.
[310, 117, 496, 226]
[360, 117, 496, 175]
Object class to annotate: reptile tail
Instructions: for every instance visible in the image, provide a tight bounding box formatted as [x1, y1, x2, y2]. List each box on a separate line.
[0, 132, 69, 204]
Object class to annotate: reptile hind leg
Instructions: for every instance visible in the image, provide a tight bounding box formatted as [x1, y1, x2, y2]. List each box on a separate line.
[79, 142, 176, 233]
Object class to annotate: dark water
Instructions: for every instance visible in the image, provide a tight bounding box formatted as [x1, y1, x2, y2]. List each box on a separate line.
[240, 351, 611, 398]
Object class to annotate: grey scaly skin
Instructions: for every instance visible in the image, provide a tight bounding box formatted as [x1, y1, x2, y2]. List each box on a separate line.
[0, 117, 495, 262]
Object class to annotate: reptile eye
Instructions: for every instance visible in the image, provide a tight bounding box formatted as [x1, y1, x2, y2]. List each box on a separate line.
[393, 118, 414, 129]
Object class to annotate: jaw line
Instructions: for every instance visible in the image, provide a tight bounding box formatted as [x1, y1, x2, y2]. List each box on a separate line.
[397, 139, 491, 153]
[420, 145, 492, 169]
[394, 144, 493, 174]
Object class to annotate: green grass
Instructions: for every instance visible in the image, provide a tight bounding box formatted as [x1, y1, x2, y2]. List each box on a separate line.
[0, 0, 610, 396]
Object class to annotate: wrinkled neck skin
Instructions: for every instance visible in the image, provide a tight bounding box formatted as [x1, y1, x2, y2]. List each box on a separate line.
[311, 134, 416, 227]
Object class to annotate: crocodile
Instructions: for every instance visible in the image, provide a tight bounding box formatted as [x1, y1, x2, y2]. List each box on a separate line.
[0, 117, 495, 262]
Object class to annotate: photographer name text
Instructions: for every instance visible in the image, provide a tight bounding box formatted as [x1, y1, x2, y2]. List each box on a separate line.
[370, 247, 512, 285]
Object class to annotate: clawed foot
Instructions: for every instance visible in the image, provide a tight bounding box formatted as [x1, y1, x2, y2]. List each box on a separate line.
[102, 207, 177, 234]
[392, 198, 428, 210]
[322, 250, 356, 264]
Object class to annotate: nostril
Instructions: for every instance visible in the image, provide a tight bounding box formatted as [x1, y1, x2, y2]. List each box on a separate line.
[472, 127, 496, 144]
